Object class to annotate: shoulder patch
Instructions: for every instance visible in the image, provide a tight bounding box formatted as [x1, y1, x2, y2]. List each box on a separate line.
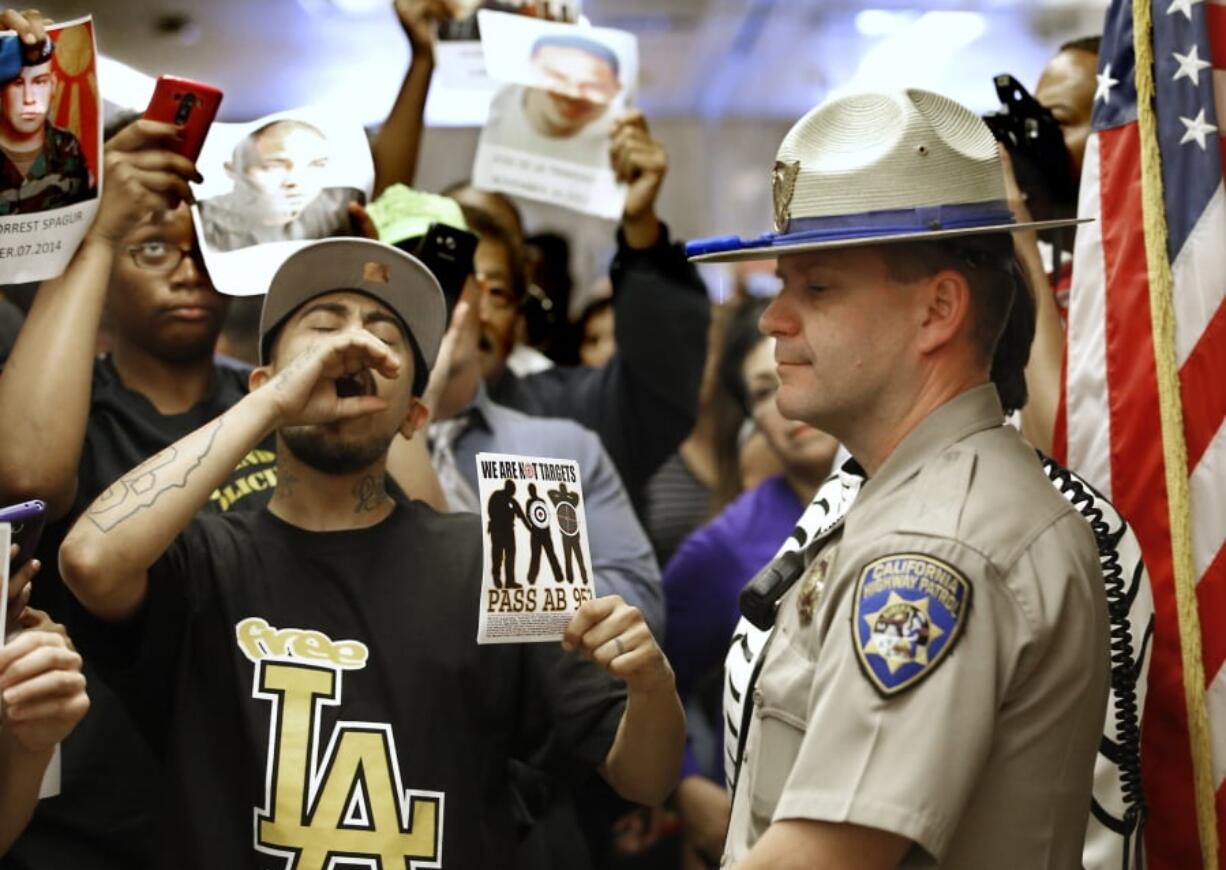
[852, 553, 971, 696]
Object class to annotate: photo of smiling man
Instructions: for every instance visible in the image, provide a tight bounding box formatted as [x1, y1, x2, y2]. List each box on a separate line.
[473, 12, 638, 218]
[481, 25, 630, 168]
[198, 118, 364, 253]
[522, 34, 622, 142]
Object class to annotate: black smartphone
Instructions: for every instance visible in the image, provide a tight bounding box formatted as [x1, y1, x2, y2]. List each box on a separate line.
[393, 222, 478, 320]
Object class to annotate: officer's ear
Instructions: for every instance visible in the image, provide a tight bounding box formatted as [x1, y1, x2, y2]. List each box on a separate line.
[399, 397, 430, 440]
[915, 269, 973, 357]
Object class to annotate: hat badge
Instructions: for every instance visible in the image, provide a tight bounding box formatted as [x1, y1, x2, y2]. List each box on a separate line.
[772, 160, 801, 233]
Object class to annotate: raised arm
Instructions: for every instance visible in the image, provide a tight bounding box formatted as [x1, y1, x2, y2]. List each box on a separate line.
[999, 148, 1062, 453]
[1017, 232, 1061, 454]
[371, 0, 450, 196]
[0, 120, 198, 518]
[60, 331, 400, 621]
[517, 112, 710, 503]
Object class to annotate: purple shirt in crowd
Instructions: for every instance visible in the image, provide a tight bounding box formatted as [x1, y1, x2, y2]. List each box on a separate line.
[662, 474, 805, 779]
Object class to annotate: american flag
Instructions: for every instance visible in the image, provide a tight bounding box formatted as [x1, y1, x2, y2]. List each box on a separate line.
[1063, 0, 1226, 865]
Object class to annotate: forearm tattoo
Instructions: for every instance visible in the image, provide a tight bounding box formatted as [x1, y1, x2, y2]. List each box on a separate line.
[86, 418, 225, 532]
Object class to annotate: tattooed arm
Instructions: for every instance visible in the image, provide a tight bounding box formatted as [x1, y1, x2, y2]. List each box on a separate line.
[60, 331, 400, 622]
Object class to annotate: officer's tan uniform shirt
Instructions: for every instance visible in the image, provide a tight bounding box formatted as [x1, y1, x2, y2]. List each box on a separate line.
[723, 385, 1110, 868]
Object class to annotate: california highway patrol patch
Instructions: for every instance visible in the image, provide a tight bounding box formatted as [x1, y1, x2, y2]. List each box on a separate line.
[852, 553, 970, 696]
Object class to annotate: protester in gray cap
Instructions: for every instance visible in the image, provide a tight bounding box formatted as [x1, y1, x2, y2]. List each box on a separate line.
[59, 237, 684, 869]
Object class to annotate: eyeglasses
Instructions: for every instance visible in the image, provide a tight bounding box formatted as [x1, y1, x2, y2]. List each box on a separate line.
[125, 241, 203, 273]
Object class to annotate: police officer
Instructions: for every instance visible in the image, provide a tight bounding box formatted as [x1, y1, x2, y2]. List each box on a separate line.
[686, 90, 1110, 867]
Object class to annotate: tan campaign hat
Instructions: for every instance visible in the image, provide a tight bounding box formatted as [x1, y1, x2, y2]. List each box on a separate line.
[258, 238, 447, 380]
[686, 88, 1088, 263]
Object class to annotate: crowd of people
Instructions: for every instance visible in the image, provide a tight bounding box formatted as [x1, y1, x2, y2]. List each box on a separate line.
[0, 2, 1149, 869]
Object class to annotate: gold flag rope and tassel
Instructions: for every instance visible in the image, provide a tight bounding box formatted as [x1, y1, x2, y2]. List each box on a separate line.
[1131, 0, 1218, 865]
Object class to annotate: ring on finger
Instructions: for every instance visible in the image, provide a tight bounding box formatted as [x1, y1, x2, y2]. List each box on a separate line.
[614, 637, 625, 657]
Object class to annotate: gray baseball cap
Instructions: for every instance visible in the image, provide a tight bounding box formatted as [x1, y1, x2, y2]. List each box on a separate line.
[258, 238, 447, 389]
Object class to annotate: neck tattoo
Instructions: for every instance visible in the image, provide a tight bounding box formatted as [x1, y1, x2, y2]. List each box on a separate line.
[352, 474, 388, 514]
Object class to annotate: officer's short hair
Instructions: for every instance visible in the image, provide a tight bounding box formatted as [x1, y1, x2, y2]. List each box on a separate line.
[881, 235, 1031, 412]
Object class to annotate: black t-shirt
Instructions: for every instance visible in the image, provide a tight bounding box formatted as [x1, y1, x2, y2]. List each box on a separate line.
[74, 502, 626, 869]
[4, 357, 274, 870]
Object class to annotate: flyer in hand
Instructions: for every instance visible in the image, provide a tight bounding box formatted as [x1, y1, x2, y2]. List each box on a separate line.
[475, 452, 595, 644]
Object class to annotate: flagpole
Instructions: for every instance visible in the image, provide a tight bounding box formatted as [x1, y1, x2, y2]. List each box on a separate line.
[1130, 0, 1218, 865]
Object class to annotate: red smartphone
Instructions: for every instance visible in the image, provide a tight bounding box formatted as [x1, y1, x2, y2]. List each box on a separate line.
[142, 75, 224, 162]
[0, 499, 45, 571]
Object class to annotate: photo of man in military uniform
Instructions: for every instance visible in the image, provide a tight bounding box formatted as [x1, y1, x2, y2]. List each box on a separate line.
[0, 35, 93, 215]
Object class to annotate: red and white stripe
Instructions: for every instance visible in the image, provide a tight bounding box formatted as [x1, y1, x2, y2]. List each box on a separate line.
[1066, 2, 1226, 865]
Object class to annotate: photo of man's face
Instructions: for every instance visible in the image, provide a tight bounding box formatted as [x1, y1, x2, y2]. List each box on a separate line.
[0, 61, 53, 140]
[227, 120, 331, 227]
[524, 38, 621, 139]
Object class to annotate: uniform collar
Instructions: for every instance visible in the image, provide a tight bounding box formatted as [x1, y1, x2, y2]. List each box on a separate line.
[856, 383, 1004, 504]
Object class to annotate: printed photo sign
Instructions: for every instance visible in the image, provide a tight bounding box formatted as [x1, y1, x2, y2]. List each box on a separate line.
[190, 105, 374, 296]
[472, 11, 637, 219]
[428, 0, 582, 125]
[0, 17, 100, 283]
[475, 452, 595, 644]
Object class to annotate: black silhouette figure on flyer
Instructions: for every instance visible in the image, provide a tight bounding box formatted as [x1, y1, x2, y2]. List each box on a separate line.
[548, 482, 588, 585]
[487, 479, 527, 588]
[524, 483, 562, 584]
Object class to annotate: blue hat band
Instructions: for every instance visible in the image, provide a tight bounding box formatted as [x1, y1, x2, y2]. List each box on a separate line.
[686, 200, 1016, 259]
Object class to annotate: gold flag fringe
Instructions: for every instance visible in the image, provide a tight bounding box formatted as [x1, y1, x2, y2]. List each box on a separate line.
[1131, 0, 1218, 865]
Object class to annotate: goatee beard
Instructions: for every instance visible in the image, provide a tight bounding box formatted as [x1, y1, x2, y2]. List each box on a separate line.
[280, 426, 387, 475]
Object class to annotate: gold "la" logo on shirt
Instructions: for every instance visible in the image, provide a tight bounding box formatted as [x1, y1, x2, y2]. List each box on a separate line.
[237, 619, 444, 868]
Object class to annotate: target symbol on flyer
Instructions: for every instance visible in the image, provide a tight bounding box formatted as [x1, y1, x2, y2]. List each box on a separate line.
[530, 499, 551, 530]
[555, 501, 578, 537]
